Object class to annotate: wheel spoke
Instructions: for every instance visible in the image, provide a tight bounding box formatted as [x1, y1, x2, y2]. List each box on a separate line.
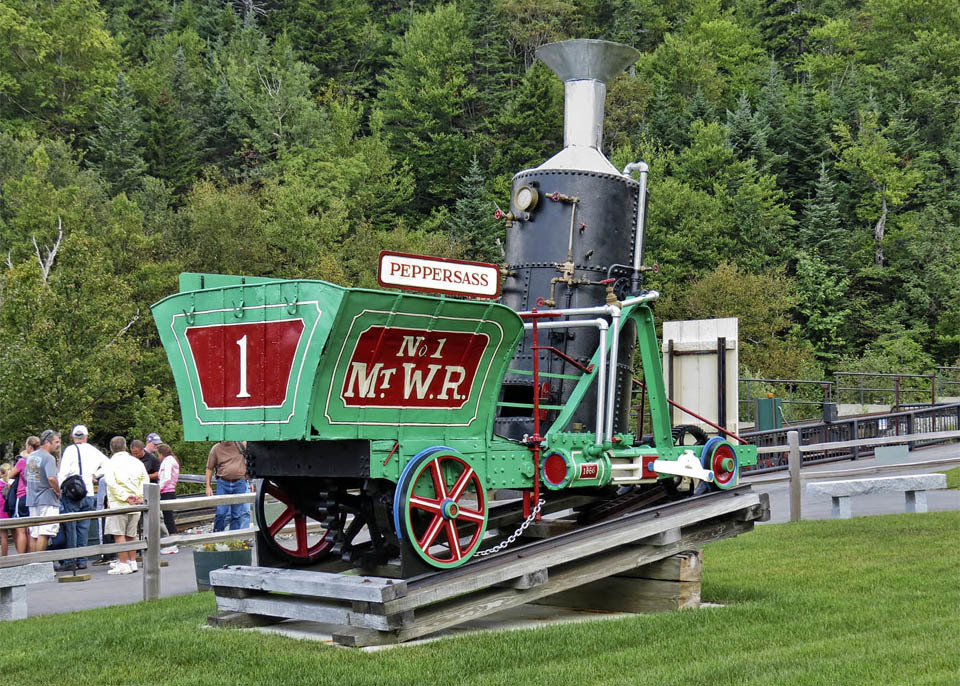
[430, 459, 448, 499]
[418, 514, 445, 550]
[409, 495, 443, 513]
[268, 505, 297, 537]
[448, 467, 475, 501]
[265, 481, 292, 506]
[444, 520, 462, 560]
[457, 508, 485, 523]
[294, 514, 308, 555]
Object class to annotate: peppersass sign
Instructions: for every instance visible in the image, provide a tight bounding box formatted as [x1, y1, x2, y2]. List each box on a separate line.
[377, 251, 501, 299]
[341, 327, 488, 409]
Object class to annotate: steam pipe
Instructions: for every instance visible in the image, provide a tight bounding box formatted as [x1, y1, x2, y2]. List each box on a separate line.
[622, 160, 649, 292]
[604, 307, 620, 440]
[524, 318, 608, 444]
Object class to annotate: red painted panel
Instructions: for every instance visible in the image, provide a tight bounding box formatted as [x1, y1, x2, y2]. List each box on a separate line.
[186, 320, 305, 408]
[642, 454, 658, 479]
[341, 327, 488, 409]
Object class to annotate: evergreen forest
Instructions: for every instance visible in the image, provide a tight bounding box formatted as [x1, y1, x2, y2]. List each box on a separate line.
[1, 0, 959, 465]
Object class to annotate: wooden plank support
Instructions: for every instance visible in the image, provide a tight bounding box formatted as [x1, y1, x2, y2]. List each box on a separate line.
[214, 593, 414, 631]
[370, 517, 755, 646]
[209, 566, 409, 603]
[208, 487, 766, 646]
[495, 569, 549, 590]
[646, 526, 681, 546]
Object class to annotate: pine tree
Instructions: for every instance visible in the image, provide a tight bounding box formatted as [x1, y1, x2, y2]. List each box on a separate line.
[800, 162, 845, 266]
[446, 155, 505, 263]
[726, 92, 779, 171]
[755, 0, 820, 76]
[446, 155, 503, 263]
[86, 73, 148, 196]
[487, 61, 563, 180]
[143, 92, 199, 194]
[376, 4, 480, 212]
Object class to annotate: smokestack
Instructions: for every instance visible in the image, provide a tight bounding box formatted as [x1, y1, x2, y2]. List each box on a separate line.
[535, 39, 640, 175]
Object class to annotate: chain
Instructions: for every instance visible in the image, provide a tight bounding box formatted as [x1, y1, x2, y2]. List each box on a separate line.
[474, 499, 546, 557]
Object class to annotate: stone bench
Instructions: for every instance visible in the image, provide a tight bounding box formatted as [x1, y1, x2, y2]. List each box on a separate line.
[1, 562, 55, 621]
[806, 474, 947, 519]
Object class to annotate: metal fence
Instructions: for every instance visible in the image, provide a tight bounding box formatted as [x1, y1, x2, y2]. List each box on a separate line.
[741, 402, 960, 473]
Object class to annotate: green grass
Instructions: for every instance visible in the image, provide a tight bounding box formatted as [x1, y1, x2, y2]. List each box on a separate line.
[943, 466, 960, 489]
[3, 513, 958, 685]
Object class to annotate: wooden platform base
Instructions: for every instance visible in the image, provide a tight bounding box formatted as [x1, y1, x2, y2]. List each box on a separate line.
[534, 550, 702, 613]
[208, 488, 768, 647]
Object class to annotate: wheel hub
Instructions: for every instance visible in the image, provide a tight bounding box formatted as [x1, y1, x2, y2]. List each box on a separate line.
[441, 499, 460, 520]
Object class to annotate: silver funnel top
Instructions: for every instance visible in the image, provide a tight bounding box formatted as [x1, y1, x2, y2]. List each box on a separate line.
[535, 39, 640, 175]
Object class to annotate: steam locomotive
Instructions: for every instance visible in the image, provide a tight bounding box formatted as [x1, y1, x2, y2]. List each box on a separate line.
[151, 39, 757, 576]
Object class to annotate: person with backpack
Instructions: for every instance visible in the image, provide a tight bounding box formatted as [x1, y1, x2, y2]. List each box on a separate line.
[57, 425, 108, 571]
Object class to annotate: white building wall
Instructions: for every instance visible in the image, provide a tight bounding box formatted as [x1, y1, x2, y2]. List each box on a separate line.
[661, 318, 739, 435]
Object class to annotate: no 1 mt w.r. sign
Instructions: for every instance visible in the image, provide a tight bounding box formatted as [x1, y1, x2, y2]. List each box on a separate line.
[377, 251, 501, 299]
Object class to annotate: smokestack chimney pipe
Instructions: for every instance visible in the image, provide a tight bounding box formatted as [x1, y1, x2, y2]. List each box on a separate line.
[535, 39, 640, 173]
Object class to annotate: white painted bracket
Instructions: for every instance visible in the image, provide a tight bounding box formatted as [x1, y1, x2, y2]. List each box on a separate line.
[652, 451, 714, 482]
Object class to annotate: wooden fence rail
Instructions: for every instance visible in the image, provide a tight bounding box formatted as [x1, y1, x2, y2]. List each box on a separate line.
[0, 485, 257, 601]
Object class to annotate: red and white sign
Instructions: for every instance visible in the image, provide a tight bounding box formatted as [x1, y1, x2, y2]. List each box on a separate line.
[377, 251, 501, 299]
[579, 463, 600, 480]
[186, 320, 304, 408]
[340, 326, 488, 409]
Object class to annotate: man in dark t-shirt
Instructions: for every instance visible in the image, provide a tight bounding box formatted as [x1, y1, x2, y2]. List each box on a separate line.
[130, 440, 160, 483]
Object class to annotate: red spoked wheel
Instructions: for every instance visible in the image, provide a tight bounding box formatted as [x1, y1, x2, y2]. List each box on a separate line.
[256, 478, 333, 564]
[398, 450, 488, 569]
[706, 440, 739, 490]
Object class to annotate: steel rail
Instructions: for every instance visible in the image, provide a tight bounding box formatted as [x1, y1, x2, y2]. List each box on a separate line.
[405, 485, 756, 590]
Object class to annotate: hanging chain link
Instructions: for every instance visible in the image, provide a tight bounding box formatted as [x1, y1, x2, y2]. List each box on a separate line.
[474, 499, 546, 558]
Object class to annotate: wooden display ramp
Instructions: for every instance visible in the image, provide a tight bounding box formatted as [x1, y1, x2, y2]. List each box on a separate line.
[209, 487, 769, 646]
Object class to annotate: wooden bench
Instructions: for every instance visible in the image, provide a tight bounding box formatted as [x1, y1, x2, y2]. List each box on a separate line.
[1, 562, 55, 621]
[806, 474, 947, 519]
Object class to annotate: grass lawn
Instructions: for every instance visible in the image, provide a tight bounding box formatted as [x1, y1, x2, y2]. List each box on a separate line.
[3, 512, 958, 685]
[943, 465, 960, 489]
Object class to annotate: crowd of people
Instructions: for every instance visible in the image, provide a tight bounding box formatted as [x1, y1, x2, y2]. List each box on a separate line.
[0, 426, 195, 575]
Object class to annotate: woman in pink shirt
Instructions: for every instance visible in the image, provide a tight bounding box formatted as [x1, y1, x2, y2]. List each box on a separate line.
[12, 436, 40, 554]
[157, 444, 180, 554]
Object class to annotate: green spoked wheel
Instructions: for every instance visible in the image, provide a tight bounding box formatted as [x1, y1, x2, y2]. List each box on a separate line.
[396, 448, 488, 569]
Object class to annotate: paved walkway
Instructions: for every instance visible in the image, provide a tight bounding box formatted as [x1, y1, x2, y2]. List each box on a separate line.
[746, 441, 960, 524]
[15, 444, 960, 619]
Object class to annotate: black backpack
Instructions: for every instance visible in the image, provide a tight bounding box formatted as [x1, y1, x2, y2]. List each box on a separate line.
[61, 445, 88, 501]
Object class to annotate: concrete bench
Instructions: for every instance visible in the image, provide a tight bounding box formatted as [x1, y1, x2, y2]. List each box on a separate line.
[1, 562, 55, 621]
[806, 474, 947, 519]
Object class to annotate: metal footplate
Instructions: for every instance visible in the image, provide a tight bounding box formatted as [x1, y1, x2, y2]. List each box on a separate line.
[208, 486, 769, 646]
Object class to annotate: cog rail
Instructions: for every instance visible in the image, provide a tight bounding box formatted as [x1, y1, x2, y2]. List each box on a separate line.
[208, 485, 769, 646]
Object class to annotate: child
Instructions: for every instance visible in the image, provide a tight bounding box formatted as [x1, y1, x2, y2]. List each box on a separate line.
[0, 462, 12, 555]
[157, 444, 180, 554]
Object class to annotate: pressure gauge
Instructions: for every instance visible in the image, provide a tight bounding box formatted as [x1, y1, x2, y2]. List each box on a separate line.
[513, 185, 539, 212]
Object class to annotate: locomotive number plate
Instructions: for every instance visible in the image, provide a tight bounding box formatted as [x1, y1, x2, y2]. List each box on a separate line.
[340, 326, 488, 409]
[187, 319, 305, 408]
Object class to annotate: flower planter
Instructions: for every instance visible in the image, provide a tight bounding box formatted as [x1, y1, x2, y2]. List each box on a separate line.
[193, 548, 252, 591]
